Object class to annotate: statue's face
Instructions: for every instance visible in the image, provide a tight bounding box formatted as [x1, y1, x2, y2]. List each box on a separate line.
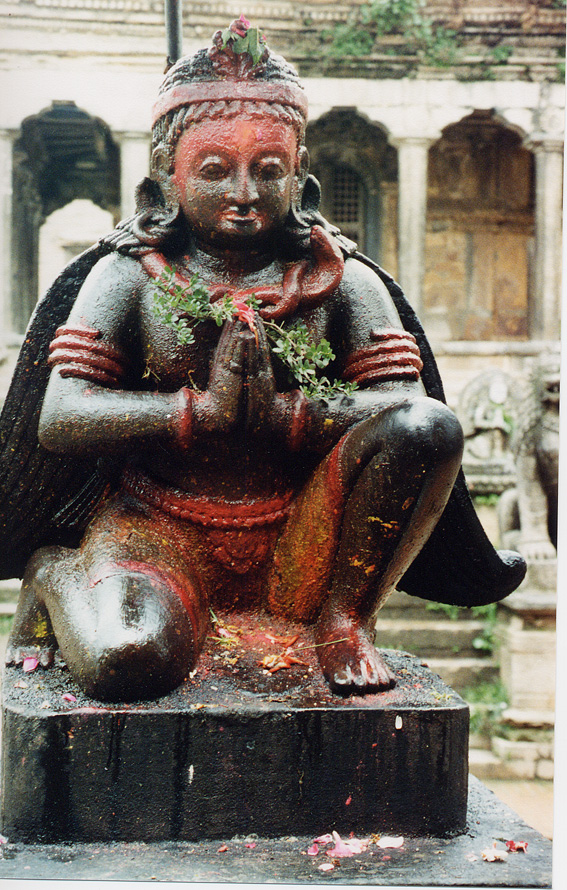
[171, 115, 306, 247]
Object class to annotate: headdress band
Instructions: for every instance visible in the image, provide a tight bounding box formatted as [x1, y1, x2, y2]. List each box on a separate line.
[152, 80, 308, 126]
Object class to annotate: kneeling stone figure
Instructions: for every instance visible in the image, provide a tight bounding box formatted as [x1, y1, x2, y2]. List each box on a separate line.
[0, 20, 526, 701]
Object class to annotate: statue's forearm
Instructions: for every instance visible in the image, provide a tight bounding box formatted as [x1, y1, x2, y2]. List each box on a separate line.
[275, 384, 426, 454]
[38, 376, 191, 457]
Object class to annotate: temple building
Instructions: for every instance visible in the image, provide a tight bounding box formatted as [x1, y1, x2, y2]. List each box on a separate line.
[0, 0, 564, 405]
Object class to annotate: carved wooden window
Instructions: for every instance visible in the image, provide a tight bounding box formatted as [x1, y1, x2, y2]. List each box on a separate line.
[330, 164, 364, 244]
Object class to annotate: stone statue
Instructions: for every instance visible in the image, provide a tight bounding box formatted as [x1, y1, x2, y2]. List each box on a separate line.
[0, 20, 525, 702]
[457, 369, 516, 494]
[498, 348, 559, 560]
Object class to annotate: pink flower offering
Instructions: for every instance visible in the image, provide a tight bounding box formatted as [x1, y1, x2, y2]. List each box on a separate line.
[326, 831, 354, 858]
[314, 833, 333, 845]
[506, 840, 528, 853]
[62, 693, 77, 703]
[318, 862, 334, 872]
[232, 299, 256, 333]
[22, 657, 38, 673]
[307, 842, 319, 856]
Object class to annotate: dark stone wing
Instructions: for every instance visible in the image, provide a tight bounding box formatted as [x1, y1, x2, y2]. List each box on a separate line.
[353, 252, 526, 606]
[0, 244, 112, 580]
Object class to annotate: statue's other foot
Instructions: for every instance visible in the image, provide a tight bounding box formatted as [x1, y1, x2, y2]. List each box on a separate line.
[315, 615, 396, 695]
[5, 549, 59, 670]
[5, 643, 56, 669]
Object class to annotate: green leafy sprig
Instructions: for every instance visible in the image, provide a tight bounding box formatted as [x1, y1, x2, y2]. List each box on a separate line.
[152, 267, 357, 401]
[220, 16, 266, 66]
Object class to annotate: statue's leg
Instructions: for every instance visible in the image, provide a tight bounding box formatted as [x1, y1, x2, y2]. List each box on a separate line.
[315, 396, 463, 693]
[6, 494, 209, 701]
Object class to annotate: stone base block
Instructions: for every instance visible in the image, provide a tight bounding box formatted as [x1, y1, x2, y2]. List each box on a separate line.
[1, 618, 469, 844]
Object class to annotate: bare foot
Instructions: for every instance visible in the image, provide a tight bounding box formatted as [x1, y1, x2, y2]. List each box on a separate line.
[5, 643, 56, 669]
[5, 554, 58, 669]
[315, 615, 396, 694]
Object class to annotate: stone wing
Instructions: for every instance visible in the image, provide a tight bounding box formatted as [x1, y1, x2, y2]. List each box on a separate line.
[356, 254, 526, 607]
[0, 245, 110, 580]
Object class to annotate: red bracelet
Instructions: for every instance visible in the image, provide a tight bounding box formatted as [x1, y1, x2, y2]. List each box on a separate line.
[177, 387, 194, 450]
[286, 390, 309, 452]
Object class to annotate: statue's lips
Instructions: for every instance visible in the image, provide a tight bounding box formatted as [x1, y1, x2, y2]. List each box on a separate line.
[222, 212, 259, 226]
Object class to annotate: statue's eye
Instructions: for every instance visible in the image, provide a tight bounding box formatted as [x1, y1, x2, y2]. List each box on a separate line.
[200, 162, 228, 181]
[258, 162, 285, 181]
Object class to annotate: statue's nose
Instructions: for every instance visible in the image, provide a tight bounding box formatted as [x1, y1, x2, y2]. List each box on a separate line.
[230, 168, 259, 206]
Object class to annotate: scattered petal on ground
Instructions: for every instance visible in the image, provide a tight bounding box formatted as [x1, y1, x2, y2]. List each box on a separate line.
[325, 830, 369, 857]
[465, 852, 479, 862]
[259, 653, 308, 673]
[22, 657, 38, 673]
[0, 835, 8, 844]
[318, 862, 335, 872]
[217, 844, 228, 853]
[314, 833, 333, 844]
[376, 836, 404, 849]
[245, 842, 256, 849]
[62, 693, 77, 703]
[13, 680, 28, 689]
[345, 795, 352, 805]
[265, 633, 299, 648]
[482, 844, 508, 862]
[506, 840, 528, 853]
[307, 843, 319, 856]
[217, 627, 239, 640]
[343, 836, 369, 854]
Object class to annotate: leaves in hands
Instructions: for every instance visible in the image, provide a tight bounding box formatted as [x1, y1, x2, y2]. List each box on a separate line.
[152, 269, 358, 400]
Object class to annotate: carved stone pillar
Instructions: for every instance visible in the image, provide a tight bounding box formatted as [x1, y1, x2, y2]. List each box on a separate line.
[119, 133, 151, 217]
[391, 137, 434, 315]
[526, 138, 563, 340]
[0, 130, 14, 337]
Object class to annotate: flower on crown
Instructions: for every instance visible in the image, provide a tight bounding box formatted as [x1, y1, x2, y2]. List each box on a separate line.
[209, 14, 269, 77]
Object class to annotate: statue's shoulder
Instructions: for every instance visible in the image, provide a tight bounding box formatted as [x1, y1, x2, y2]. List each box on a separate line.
[340, 255, 393, 299]
[80, 249, 148, 292]
[336, 255, 403, 330]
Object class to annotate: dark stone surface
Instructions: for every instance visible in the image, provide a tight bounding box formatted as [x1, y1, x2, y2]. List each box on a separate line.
[2, 624, 468, 843]
[0, 778, 552, 886]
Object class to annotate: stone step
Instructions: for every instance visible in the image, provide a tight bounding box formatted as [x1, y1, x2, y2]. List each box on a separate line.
[469, 748, 539, 781]
[381, 589, 482, 621]
[375, 618, 489, 657]
[422, 656, 499, 691]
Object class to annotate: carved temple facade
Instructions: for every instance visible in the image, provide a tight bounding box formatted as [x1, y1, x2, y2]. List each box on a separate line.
[0, 0, 564, 407]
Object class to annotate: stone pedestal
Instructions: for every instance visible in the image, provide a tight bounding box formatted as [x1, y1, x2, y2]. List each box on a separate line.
[494, 578, 556, 780]
[498, 577, 556, 715]
[2, 619, 469, 844]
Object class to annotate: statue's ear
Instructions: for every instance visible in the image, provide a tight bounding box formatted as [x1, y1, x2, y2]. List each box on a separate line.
[135, 177, 167, 212]
[301, 173, 322, 213]
[151, 145, 178, 202]
[296, 146, 309, 188]
[292, 146, 310, 209]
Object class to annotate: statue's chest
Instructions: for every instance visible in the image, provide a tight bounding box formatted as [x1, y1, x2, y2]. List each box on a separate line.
[136, 280, 333, 393]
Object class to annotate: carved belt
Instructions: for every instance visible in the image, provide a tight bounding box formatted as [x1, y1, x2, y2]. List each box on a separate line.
[121, 469, 294, 573]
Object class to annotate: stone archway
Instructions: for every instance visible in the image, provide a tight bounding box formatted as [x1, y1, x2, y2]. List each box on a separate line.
[424, 110, 535, 342]
[306, 110, 397, 263]
[12, 102, 120, 333]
